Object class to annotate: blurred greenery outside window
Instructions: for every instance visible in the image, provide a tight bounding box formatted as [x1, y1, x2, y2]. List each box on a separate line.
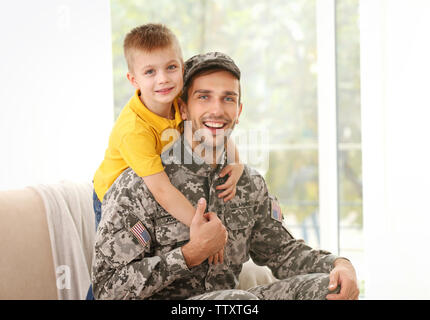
[110, 0, 362, 292]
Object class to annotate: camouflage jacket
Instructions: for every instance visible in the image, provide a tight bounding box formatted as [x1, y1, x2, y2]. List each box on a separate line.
[91, 136, 339, 300]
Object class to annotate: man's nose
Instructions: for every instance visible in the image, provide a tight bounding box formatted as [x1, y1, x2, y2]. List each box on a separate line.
[210, 99, 224, 116]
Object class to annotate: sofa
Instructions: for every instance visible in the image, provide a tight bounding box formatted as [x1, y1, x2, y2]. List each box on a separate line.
[0, 181, 275, 300]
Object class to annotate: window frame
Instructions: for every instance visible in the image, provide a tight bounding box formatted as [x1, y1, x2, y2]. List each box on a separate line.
[316, 0, 340, 255]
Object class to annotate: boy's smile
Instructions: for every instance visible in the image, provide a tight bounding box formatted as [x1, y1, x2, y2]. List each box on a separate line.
[127, 45, 183, 118]
[155, 87, 175, 95]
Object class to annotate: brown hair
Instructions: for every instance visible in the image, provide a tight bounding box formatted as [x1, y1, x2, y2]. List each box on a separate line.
[123, 23, 183, 72]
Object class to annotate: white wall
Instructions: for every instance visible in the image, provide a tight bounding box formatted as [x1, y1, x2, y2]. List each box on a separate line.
[0, 0, 114, 190]
[361, 0, 430, 299]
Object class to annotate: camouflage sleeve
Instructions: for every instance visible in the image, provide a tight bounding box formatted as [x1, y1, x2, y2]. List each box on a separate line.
[249, 173, 339, 279]
[91, 171, 190, 300]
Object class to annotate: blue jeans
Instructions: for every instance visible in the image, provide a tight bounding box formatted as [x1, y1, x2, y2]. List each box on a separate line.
[86, 190, 102, 300]
[93, 190, 102, 231]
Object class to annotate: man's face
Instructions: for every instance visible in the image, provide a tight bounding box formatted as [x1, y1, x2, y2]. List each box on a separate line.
[127, 45, 184, 111]
[180, 70, 242, 151]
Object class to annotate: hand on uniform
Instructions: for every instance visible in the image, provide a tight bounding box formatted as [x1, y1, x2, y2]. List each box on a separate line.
[182, 198, 228, 268]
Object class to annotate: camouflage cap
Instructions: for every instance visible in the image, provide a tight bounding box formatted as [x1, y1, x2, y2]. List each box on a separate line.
[183, 52, 241, 86]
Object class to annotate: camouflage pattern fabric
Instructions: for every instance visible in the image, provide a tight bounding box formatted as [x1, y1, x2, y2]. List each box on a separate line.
[188, 273, 340, 300]
[247, 273, 340, 300]
[91, 136, 340, 300]
[188, 289, 258, 300]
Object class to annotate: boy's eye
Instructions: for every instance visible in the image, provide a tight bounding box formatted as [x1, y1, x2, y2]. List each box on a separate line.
[198, 95, 209, 100]
[225, 96, 235, 102]
[144, 69, 154, 75]
[167, 64, 177, 70]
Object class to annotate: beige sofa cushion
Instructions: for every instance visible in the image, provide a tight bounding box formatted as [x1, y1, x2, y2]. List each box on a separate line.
[0, 188, 57, 299]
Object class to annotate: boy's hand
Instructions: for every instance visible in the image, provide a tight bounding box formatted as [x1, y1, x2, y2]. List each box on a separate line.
[208, 248, 225, 265]
[216, 163, 245, 202]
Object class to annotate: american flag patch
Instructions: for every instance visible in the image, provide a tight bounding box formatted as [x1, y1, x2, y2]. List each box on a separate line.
[130, 221, 151, 247]
[271, 199, 283, 222]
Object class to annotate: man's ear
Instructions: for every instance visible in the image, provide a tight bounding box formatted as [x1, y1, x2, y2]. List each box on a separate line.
[178, 97, 188, 120]
[127, 71, 139, 89]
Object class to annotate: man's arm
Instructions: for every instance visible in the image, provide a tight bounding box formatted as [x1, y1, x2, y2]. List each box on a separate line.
[91, 170, 190, 300]
[249, 173, 359, 299]
[326, 258, 360, 300]
[249, 173, 341, 278]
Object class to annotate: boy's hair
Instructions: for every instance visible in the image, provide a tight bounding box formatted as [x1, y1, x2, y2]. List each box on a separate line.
[123, 23, 183, 73]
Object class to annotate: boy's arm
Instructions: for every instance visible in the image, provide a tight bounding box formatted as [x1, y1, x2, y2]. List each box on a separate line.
[119, 132, 195, 226]
[143, 171, 195, 227]
[216, 137, 244, 201]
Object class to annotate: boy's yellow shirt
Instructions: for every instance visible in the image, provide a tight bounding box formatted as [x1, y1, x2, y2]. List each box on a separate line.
[94, 90, 183, 202]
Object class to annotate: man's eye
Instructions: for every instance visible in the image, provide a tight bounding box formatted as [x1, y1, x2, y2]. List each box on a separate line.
[198, 95, 208, 100]
[225, 97, 235, 102]
[167, 65, 177, 70]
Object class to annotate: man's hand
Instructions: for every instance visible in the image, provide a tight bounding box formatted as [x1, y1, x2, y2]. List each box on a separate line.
[181, 198, 228, 268]
[326, 258, 360, 300]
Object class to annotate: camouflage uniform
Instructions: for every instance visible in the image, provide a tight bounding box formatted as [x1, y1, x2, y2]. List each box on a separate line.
[91, 136, 342, 300]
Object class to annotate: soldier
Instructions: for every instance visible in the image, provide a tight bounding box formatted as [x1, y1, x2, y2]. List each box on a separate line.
[91, 52, 359, 300]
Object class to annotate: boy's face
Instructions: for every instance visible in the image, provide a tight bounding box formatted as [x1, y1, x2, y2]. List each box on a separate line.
[127, 45, 184, 111]
[180, 70, 242, 150]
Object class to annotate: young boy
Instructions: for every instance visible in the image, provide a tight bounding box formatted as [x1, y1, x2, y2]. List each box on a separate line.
[93, 24, 243, 264]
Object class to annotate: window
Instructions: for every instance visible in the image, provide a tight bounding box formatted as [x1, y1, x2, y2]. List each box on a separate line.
[335, 0, 363, 295]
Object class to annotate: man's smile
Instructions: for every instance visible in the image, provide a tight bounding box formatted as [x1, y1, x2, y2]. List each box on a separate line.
[203, 121, 226, 129]
[201, 119, 230, 135]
